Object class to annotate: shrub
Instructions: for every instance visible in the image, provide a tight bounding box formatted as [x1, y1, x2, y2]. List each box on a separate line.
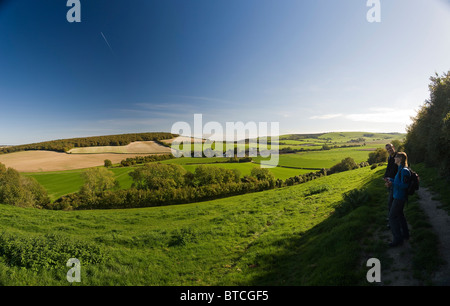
[250, 167, 275, 181]
[334, 188, 370, 217]
[78, 167, 119, 207]
[306, 185, 330, 196]
[129, 163, 186, 190]
[0, 232, 108, 272]
[329, 157, 358, 174]
[367, 148, 388, 165]
[0, 163, 50, 208]
[192, 165, 240, 187]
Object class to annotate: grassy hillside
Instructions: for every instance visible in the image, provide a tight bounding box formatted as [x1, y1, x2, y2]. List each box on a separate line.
[0, 166, 386, 285]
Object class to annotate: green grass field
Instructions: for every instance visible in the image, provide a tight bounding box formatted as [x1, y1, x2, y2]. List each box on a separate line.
[25, 161, 314, 201]
[0, 166, 386, 285]
[24, 167, 136, 201]
[254, 147, 375, 169]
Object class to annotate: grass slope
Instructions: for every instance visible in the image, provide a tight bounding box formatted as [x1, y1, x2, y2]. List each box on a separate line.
[0, 166, 385, 285]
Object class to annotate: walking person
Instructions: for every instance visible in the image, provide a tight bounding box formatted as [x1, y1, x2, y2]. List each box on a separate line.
[383, 143, 397, 227]
[385, 152, 411, 247]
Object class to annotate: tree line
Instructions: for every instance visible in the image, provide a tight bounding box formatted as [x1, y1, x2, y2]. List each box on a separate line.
[0, 132, 176, 154]
[48, 164, 276, 210]
[45, 155, 374, 211]
[404, 71, 450, 177]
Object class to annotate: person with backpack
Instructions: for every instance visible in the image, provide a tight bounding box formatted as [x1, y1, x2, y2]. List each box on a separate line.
[383, 143, 397, 228]
[385, 152, 411, 247]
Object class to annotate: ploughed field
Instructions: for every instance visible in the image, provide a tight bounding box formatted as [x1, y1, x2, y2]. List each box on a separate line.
[0, 141, 170, 172]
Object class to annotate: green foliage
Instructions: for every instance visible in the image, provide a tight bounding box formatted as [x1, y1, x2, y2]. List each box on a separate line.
[334, 188, 370, 217]
[367, 147, 388, 165]
[0, 232, 108, 272]
[0, 163, 50, 208]
[129, 163, 186, 190]
[79, 167, 119, 205]
[169, 227, 198, 247]
[104, 159, 112, 168]
[119, 154, 174, 167]
[250, 167, 274, 181]
[329, 157, 358, 174]
[192, 165, 240, 186]
[405, 71, 450, 175]
[305, 184, 330, 196]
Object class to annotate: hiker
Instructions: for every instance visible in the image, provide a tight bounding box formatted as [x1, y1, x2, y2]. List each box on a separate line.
[383, 143, 397, 227]
[385, 152, 411, 247]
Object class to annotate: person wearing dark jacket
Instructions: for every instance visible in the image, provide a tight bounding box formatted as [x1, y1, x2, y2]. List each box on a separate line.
[386, 152, 411, 247]
[383, 144, 397, 226]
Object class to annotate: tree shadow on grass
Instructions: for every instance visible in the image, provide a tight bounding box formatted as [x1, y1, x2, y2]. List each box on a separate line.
[237, 170, 387, 286]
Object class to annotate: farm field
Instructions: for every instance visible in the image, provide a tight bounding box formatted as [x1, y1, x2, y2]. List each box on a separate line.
[24, 167, 136, 201]
[0, 151, 161, 172]
[0, 166, 385, 285]
[67, 141, 171, 154]
[254, 147, 377, 169]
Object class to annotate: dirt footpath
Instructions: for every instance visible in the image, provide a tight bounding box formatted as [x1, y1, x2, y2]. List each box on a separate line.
[417, 187, 450, 285]
[381, 187, 450, 285]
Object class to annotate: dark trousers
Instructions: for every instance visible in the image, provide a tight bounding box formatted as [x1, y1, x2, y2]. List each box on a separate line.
[389, 198, 409, 243]
[387, 186, 393, 218]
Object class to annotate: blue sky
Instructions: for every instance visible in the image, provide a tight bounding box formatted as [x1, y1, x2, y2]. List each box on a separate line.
[1, 0, 450, 144]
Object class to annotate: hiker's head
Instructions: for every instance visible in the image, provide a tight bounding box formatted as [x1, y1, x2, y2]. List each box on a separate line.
[394, 152, 408, 167]
[385, 143, 395, 156]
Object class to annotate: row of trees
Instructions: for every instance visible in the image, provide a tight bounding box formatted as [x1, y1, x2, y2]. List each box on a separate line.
[404, 71, 450, 176]
[48, 164, 276, 210]
[0, 132, 176, 154]
[48, 155, 375, 211]
[112, 154, 175, 167]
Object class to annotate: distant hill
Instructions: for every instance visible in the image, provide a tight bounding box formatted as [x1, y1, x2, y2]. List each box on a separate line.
[0, 132, 177, 155]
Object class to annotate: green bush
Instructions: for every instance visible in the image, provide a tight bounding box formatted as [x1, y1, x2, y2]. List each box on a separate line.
[329, 157, 358, 174]
[334, 188, 370, 217]
[0, 232, 108, 272]
[367, 148, 388, 165]
[129, 163, 186, 190]
[0, 163, 50, 208]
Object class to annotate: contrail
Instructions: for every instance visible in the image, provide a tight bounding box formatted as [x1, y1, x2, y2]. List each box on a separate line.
[100, 32, 115, 56]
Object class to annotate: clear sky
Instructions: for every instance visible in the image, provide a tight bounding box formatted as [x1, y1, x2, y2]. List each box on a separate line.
[1, 0, 450, 144]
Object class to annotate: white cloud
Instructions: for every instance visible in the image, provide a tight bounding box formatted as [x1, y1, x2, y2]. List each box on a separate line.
[309, 114, 343, 120]
[345, 109, 416, 124]
[309, 108, 417, 124]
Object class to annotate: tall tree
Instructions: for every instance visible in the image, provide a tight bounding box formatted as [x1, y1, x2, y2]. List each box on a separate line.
[405, 71, 450, 174]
